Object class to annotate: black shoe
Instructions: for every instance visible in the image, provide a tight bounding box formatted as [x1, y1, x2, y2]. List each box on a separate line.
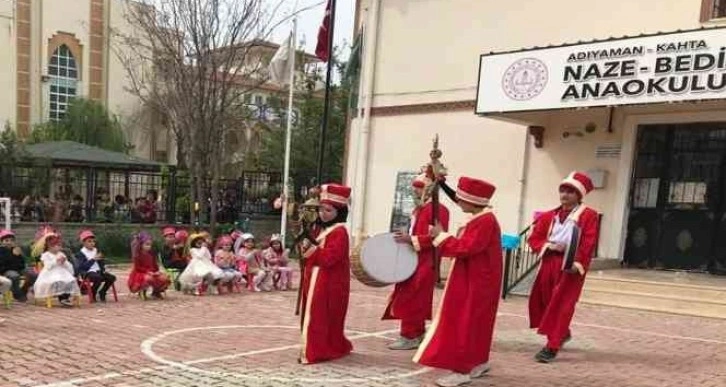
[535, 348, 557, 363]
[98, 292, 107, 303]
[151, 291, 164, 300]
[15, 295, 27, 303]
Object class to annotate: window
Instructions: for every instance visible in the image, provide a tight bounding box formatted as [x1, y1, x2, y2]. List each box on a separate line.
[717, 0, 726, 18]
[254, 95, 264, 105]
[701, 0, 726, 21]
[48, 45, 78, 121]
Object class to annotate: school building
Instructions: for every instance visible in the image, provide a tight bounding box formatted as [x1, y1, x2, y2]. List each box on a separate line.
[345, 0, 726, 275]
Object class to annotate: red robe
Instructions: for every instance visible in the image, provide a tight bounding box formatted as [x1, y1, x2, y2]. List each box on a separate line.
[413, 209, 502, 374]
[299, 223, 353, 364]
[382, 201, 450, 336]
[528, 205, 599, 350]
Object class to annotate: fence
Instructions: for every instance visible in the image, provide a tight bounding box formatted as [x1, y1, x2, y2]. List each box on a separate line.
[0, 164, 316, 225]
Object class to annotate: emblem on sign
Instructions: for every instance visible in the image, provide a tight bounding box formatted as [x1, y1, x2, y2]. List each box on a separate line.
[501, 58, 548, 101]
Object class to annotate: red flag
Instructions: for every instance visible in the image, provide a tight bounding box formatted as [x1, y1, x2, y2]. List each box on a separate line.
[315, 0, 332, 62]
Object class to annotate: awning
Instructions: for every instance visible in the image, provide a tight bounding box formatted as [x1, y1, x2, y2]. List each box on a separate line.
[475, 26, 726, 118]
[23, 141, 165, 171]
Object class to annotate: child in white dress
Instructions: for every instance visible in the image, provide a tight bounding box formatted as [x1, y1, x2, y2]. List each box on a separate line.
[32, 228, 80, 307]
[178, 233, 223, 295]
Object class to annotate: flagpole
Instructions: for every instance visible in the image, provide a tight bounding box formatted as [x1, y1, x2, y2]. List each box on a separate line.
[316, 0, 337, 184]
[281, 19, 297, 242]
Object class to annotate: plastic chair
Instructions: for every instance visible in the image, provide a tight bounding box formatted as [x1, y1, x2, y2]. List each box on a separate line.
[78, 276, 119, 303]
[3, 291, 12, 309]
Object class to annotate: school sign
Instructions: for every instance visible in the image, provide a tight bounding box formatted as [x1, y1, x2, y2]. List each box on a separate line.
[476, 27, 726, 114]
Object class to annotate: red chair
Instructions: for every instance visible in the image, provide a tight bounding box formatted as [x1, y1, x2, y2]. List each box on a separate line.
[78, 276, 119, 303]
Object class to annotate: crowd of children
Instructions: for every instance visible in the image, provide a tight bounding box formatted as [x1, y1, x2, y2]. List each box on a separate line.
[0, 224, 295, 312]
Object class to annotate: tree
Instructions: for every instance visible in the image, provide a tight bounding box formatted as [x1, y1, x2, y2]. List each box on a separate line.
[257, 58, 350, 191]
[113, 0, 299, 229]
[29, 98, 131, 153]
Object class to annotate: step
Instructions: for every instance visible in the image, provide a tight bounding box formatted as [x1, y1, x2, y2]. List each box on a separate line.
[585, 276, 726, 303]
[580, 287, 726, 319]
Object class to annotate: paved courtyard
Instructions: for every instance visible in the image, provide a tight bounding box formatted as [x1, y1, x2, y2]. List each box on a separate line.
[1, 267, 725, 387]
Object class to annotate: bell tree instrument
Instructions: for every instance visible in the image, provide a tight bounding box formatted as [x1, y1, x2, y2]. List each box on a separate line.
[290, 188, 321, 320]
[426, 135, 447, 287]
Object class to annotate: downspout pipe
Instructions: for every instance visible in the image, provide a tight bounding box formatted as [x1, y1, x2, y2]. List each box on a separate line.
[352, 0, 381, 247]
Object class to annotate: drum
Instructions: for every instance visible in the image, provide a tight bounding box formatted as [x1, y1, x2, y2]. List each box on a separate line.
[351, 233, 418, 287]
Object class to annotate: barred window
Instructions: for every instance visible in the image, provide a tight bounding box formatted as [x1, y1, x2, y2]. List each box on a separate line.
[716, 0, 726, 18]
[48, 45, 78, 121]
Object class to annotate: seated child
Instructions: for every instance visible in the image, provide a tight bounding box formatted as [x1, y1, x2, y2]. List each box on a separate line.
[178, 233, 223, 295]
[127, 232, 170, 299]
[213, 235, 244, 290]
[262, 234, 293, 291]
[74, 230, 116, 302]
[32, 227, 80, 307]
[160, 227, 189, 271]
[0, 229, 38, 302]
[236, 233, 270, 292]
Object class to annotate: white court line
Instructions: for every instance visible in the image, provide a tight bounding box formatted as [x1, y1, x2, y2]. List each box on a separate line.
[140, 325, 431, 384]
[34, 326, 413, 387]
[497, 312, 726, 346]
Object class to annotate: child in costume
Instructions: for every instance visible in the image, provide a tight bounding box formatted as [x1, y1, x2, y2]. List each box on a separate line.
[32, 226, 80, 307]
[214, 235, 244, 290]
[236, 233, 269, 292]
[262, 234, 293, 291]
[178, 233, 223, 295]
[127, 232, 170, 299]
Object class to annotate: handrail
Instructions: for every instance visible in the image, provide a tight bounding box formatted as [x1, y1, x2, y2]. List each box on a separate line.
[501, 223, 540, 299]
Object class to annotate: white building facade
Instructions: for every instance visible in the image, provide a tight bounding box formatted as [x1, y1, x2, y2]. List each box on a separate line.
[346, 0, 726, 273]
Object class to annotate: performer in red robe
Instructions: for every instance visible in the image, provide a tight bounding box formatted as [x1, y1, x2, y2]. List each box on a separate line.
[298, 183, 353, 364]
[413, 176, 502, 387]
[528, 171, 600, 363]
[383, 173, 450, 350]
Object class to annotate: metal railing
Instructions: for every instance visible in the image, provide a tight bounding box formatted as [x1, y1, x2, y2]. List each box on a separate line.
[0, 165, 315, 225]
[501, 225, 540, 299]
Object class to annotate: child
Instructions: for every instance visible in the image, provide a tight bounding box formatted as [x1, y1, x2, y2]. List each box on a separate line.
[178, 233, 223, 295]
[160, 227, 189, 271]
[32, 227, 80, 307]
[262, 234, 293, 291]
[237, 233, 269, 292]
[127, 232, 170, 299]
[74, 230, 116, 302]
[0, 229, 37, 302]
[213, 235, 243, 290]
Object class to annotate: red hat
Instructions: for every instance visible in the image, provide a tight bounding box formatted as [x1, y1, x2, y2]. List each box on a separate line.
[456, 176, 496, 206]
[175, 230, 189, 244]
[411, 173, 432, 189]
[79, 230, 95, 242]
[560, 171, 594, 198]
[162, 227, 176, 237]
[320, 183, 351, 208]
[0, 229, 15, 240]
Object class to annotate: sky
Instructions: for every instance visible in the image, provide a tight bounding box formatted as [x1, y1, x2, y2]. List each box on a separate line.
[269, 0, 355, 60]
